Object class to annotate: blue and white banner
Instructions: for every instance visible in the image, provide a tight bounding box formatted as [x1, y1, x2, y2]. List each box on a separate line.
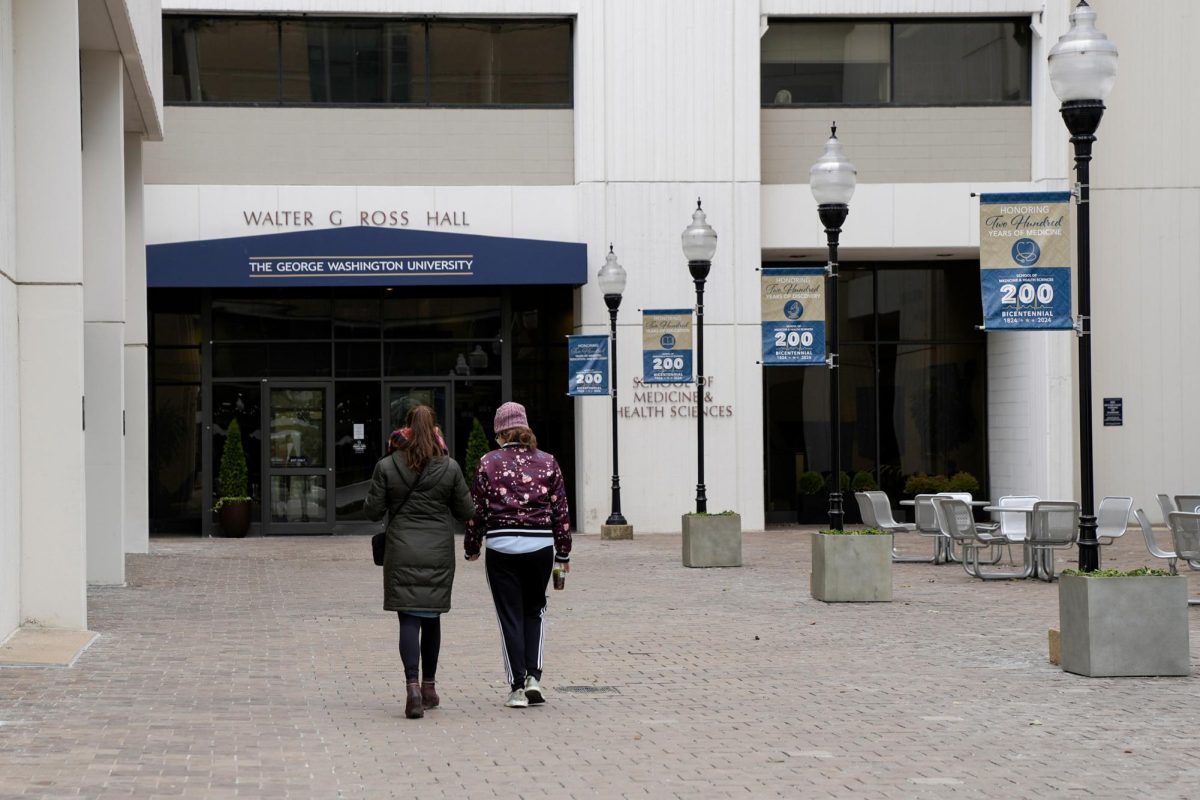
[761, 267, 826, 365]
[567, 335, 609, 397]
[642, 309, 693, 384]
[979, 192, 1073, 330]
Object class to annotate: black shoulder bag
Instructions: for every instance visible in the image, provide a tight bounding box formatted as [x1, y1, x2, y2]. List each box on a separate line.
[372, 455, 423, 566]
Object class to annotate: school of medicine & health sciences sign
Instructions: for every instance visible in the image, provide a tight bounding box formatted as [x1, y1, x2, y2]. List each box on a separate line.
[146, 225, 587, 287]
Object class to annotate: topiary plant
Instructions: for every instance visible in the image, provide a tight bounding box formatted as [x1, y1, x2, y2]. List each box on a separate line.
[824, 470, 850, 494]
[212, 418, 250, 510]
[463, 417, 490, 481]
[797, 471, 824, 496]
[947, 471, 981, 494]
[851, 470, 878, 492]
[904, 473, 948, 495]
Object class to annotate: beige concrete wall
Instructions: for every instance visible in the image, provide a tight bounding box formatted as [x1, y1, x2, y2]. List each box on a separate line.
[144, 106, 574, 186]
[762, 106, 1031, 184]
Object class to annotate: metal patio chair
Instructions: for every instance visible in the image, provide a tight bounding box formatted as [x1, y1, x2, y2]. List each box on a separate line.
[1157, 493, 1177, 526]
[1027, 501, 1080, 582]
[913, 494, 950, 563]
[1095, 496, 1133, 545]
[931, 496, 1024, 580]
[994, 495, 1039, 565]
[1133, 508, 1177, 574]
[1165, 511, 1200, 605]
[857, 491, 930, 563]
[1174, 495, 1200, 514]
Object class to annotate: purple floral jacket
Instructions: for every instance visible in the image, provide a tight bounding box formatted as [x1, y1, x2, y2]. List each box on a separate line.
[464, 444, 572, 562]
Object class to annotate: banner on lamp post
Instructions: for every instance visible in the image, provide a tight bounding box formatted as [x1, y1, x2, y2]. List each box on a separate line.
[566, 334, 609, 397]
[642, 309, 693, 384]
[979, 191, 1074, 331]
[761, 267, 826, 365]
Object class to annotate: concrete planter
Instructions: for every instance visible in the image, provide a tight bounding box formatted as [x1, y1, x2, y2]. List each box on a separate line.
[681, 513, 742, 567]
[810, 533, 892, 602]
[1058, 574, 1190, 677]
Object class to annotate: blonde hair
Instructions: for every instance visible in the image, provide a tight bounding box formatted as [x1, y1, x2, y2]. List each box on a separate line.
[497, 426, 538, 450]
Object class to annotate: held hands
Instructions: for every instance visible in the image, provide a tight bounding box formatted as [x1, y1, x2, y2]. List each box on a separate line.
[464, 552, 480, 561]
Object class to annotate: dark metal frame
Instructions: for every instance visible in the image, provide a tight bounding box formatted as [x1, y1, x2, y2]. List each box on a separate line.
[603, 293, 627, 526]
[819, 204, 849, 530]
[689, 258, 711, 514]
[1061, 98, 1105, 572]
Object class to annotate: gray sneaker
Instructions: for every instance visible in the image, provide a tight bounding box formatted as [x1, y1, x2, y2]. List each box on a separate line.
[504, 688, 528, 708]
[524, 676, 545, 704]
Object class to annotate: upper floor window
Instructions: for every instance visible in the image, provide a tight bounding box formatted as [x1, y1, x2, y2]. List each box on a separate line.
[164, 16, 572, 106]
[762, 19, 1031, 106]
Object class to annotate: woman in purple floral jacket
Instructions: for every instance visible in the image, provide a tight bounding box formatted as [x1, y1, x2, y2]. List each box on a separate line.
[464, 401, 571, 709]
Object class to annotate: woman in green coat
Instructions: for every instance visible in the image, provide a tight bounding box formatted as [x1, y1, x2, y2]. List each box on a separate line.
[364, 405, 474, 719]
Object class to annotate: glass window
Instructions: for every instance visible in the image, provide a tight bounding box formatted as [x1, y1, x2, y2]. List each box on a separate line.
[334, 381, 382, 521]
[893, 21, 1031, 104]
[762, 262, 988, 522]
[333, 296, 382, 339]
[151, 385, 203, 531]
[334, 342, 381, 377]
[281, 20, 427, 103]
[428, 21, 571, 104]
[211, 383, 262, 519]
[212, 294, 331, 340]
[164, 17, 281, 103]
[761, 22, 890, 105]
[154, 348, 202, 383]
[383, 294, 501, 339]
[384, 342, 500, 377]
[164, 16, 571, 106]
[762, 18, 1031, 106]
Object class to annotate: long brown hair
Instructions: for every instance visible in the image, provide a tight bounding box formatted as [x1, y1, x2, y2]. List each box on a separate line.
[399, 405, 441, 472]
[496, 426, 537, 450]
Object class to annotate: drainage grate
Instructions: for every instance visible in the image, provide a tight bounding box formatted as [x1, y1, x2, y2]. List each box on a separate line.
[555, 685, 619, 695]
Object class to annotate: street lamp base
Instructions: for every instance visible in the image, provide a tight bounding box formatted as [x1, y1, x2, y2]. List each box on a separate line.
[600, 523, 634, 541]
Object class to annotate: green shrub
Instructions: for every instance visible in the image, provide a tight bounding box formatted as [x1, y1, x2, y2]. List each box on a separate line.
[464, 417, 490, 480]
[818, 527, 888, 536]
[904, 473, 942, 495]
[797, 471, 824, 495]
[213, 418, 250, 509]
[1062, 567, 1172, 577]
[851, 470, 878, 492]
[947, 471, 981, 494]
[824, 471, 850, 493]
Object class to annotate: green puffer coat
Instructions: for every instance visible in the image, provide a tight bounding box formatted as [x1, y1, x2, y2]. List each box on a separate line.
[363, 453, 475, 613]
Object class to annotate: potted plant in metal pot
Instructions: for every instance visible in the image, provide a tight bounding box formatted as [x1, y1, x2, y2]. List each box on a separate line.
[212, 418, 252, 538]
[1058, 567, 1189, 677]
[810, 527, 892, 602]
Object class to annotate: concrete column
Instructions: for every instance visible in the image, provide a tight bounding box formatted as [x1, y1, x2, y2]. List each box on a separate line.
[14, 0, 87, 628]
[124, 133, 149, 554]
[81, 50, 126, 585]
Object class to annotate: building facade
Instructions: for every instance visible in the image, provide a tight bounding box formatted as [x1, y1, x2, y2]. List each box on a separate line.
[3, 0, 1197, 639]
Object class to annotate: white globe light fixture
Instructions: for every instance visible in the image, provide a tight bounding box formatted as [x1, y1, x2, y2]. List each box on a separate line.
[1048, 0, 1118, 104]
[809, 124, 857, 207]
[597, 245, 627, 298]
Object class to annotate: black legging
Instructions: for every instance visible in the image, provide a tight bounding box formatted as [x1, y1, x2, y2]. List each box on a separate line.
[397, 612, 441, 683]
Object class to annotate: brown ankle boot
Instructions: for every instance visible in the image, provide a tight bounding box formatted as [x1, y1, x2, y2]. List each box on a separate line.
[421, 681, 439, 709]
[405, 682, 424, 719]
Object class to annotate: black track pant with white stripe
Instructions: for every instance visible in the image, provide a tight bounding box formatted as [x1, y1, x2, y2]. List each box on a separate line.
[484, 546, 554, 691]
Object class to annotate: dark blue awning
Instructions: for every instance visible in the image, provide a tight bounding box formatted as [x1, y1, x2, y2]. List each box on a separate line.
[147, 225, 588, 287]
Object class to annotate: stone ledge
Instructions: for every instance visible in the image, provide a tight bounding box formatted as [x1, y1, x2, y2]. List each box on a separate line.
[0, 627, 98, 667]
[600, 524, 633, 540]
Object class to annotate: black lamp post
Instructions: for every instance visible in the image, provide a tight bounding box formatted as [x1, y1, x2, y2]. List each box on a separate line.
[597, 245, 628, 527]
[810, 125, 857, 531]
[1049, 0, 1119, 572]
[681, 200, 718, 514]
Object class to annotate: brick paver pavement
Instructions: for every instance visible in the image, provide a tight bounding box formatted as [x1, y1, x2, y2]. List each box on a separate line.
[2, 530, 1198, 799]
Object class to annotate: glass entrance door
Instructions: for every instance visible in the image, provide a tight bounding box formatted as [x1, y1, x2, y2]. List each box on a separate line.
[264, 383, 334, 534]
[386, 382, 453, 454]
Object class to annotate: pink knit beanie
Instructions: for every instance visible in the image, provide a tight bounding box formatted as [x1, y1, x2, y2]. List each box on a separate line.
[494, 401, 529, 433]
